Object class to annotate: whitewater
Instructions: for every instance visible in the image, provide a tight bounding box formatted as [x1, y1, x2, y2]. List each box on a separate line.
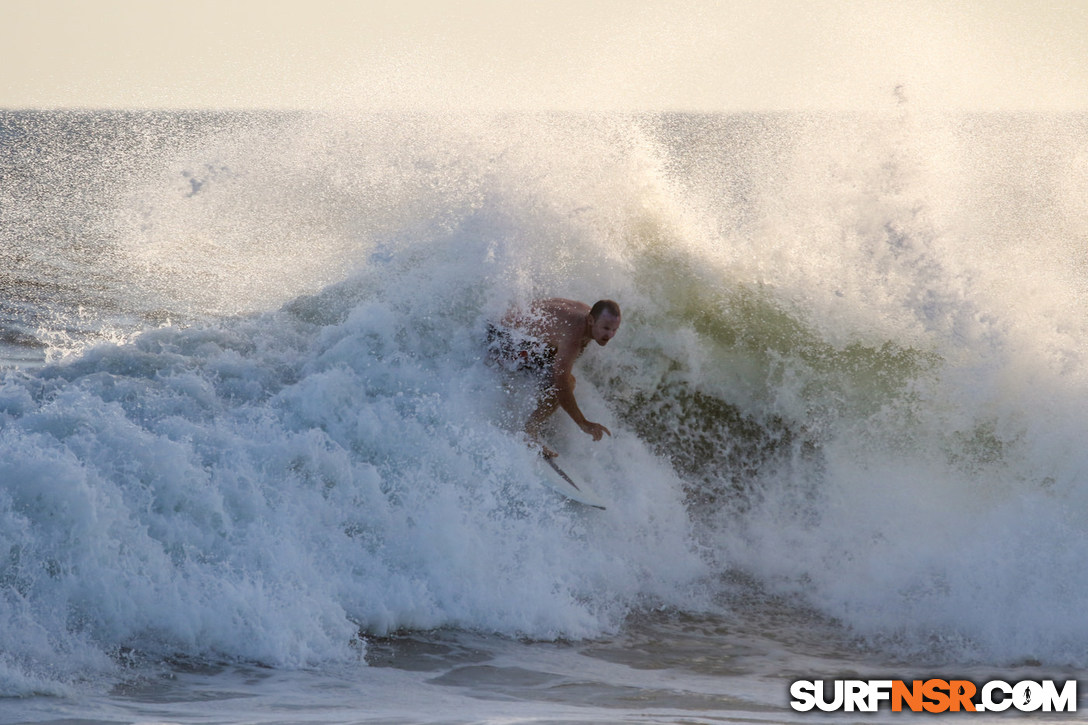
[1, 106, 1087, 723]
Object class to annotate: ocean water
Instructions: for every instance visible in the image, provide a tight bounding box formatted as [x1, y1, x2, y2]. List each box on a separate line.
[1, 107, 1087, 723]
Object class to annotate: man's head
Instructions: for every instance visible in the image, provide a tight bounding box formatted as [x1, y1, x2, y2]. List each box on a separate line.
[588, 299, 621, 346]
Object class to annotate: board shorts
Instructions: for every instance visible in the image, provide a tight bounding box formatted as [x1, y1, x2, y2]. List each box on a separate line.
[486, 323, 557, 394]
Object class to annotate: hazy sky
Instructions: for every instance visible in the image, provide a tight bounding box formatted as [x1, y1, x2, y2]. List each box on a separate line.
[2, 0, 1086, 111]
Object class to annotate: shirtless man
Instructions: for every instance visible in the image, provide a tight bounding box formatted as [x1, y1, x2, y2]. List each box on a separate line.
[487, 298, 621, 457]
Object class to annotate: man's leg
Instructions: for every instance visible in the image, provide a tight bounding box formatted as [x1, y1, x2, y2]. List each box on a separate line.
[525, 385, 560, 457]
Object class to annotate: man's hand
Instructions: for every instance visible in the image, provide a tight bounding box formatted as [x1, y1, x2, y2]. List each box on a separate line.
[580, 420, 611, 441]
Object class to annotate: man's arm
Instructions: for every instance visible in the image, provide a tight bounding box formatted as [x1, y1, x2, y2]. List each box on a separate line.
[552, 347, 611, 441]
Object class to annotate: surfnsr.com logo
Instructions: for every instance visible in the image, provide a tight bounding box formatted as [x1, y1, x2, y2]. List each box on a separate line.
[790, 679, 1078, 713]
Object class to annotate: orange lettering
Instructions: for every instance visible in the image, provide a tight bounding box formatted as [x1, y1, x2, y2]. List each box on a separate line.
[949, 680, 977, 712]
[923, 679, 951, 713]
[892, 680, 924, 712]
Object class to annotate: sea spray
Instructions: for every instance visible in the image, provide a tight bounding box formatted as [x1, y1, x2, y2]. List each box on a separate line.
[695, 109, 1088, 665]
[4, 109, 1088, 699]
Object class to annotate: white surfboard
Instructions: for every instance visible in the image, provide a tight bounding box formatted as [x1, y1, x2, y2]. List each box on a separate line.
[538, 456, 607, 510]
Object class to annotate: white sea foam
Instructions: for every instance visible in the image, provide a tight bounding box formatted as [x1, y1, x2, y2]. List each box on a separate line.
[2, 109, 1088, 696]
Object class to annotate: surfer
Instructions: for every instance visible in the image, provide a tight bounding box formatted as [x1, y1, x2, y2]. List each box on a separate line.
[487, 298, 620, 458]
